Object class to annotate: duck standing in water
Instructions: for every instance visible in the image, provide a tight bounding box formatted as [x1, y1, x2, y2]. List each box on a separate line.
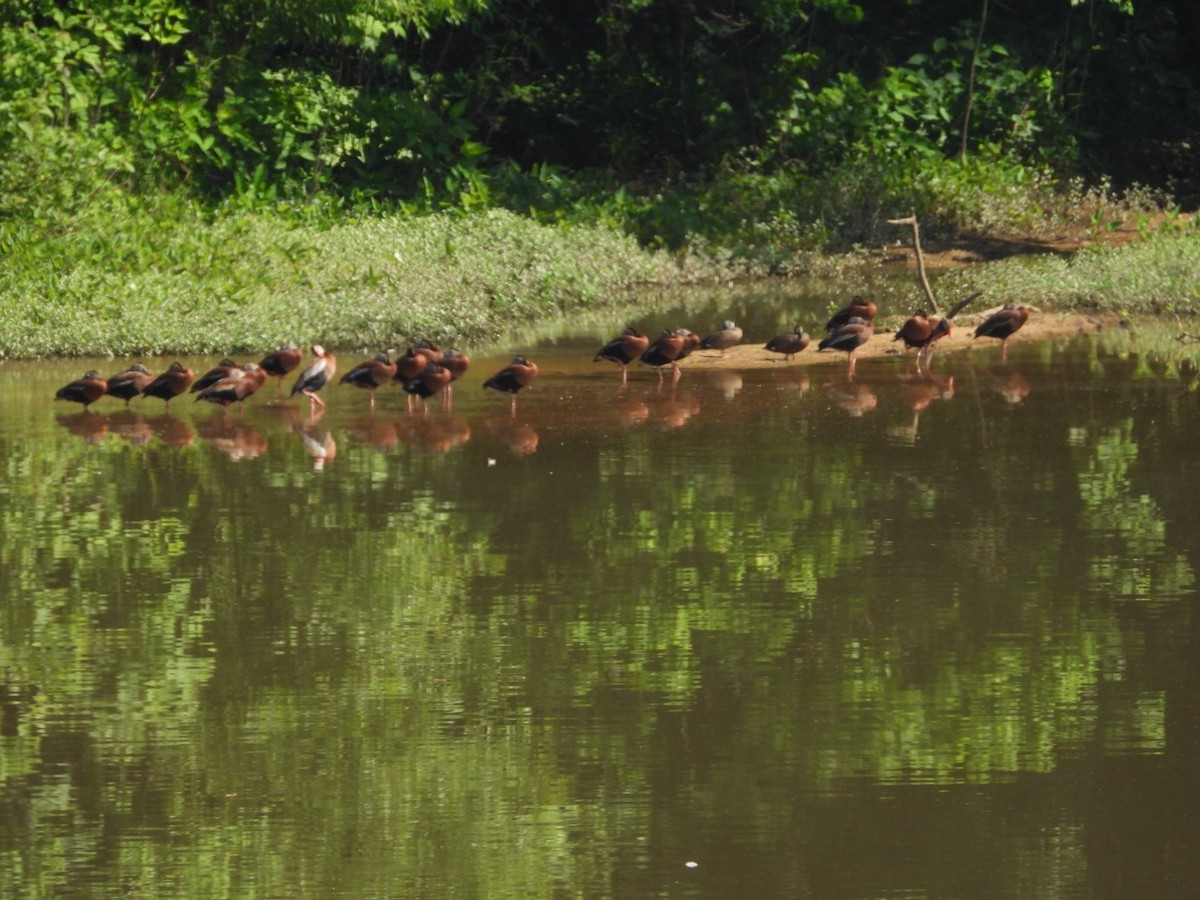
[55, 371, 108, 408]
[142, 363, 195, 408]
[484, 356, 539, 415]
[819, 317, 874, 377]
[105, 364, 155, 408]
[340, 352, 397, 409]
[594, 327, 650, 383]
[639, 330, 687, 382]
[291, 345, 337, 413]
[974, 305, 1031, 364]
[259, 341, 303, 394]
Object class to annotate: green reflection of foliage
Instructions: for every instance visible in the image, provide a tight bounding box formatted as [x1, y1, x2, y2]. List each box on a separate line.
[2, 345, 1198, 895]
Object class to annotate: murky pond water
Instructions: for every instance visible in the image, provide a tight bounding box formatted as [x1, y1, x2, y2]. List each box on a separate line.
[3, 295, 1200, 898]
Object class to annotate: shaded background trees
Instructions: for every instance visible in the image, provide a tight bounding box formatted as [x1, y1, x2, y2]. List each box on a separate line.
[1, 0, 1195, 227]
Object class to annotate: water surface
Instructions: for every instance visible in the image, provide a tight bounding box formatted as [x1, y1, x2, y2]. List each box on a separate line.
[3, 314, 1200, 898]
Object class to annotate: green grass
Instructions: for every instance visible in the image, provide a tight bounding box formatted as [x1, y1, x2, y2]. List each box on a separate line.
[0, 205, 694, 358]
[937, 227, 1200, 317]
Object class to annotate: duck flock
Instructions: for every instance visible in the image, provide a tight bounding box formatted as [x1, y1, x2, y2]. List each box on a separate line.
[53, 297, 1030, 414]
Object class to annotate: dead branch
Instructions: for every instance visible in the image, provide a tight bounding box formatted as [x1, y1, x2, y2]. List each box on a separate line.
[887, 214, 939, 313]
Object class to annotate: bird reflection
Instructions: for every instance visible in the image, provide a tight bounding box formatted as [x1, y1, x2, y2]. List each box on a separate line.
[56, 411, 108, 444]
[347, 415, 400, 452]
[775, 369, 811, 395]
[197, 417, 268, 460]
[612, 391, 650, 428]
[706, 370, 743, 401]
[824, 380, 878, 417]
[294, 411, 337, 470]
[483, 416, 539, 455]
[146, 414, 195, 448]
[977, 366, 1031, 405]
[399, 413, 471, 454]
[109, 410, 154, 446]
[652, 389, 701, 429]
[888, 372, 955, 445]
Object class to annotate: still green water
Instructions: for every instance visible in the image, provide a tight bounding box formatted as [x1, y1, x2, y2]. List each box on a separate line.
[3, 312, 1200, 898]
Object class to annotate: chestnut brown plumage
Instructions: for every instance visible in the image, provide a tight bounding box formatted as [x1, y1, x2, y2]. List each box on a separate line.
[594, 328, 650, 382]
[259, 341, 303, 393]
[404, 362, 454, 411]
[640, 330, 687, 382]
[196, 364, 267, 411]
[893, 292, 981, 371]
[55, 371, 108, 408]
[825, 296, 877, 332]
[191, 359, 239, 393]
[437, 349, 470, 406]
[291, 345, 337, 413]
[484, 356, 539, 415]
[974, 305, 1030, 364]
[143, 363, 195, 407]
[818, 317, 874, 377]
[698, 321, 743, 359]
[764, 326, 810, 361]
[106, 364, 154, 408]
[340, 352, 397, 409]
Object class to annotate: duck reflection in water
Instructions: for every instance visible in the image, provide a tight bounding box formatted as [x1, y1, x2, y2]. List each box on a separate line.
[824, 379, 878, 417]
[197, 416, 268, 461]
[56, 411, 109, 444]
[109, 410, 154, 446]
[146, 414, 195, 448]
[612, 391, 650, 428]
[347, 414, 400, 452]
[977, 365, 1032, 406]
[399, 413, 472, 454]
[889, 371, 955, 445]
[652, 387, 701, 429]
[706, 370, 743, 401]
[294, 410, 337, 470]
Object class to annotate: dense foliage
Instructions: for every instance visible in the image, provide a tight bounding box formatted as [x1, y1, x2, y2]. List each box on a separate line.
[1, 0, 1196, 237]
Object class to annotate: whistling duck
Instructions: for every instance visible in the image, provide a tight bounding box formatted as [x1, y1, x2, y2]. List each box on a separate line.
[483, 356, 539, 415]
[764, 326, 810, 361]
[640, 330, 687, 381]
[404, 362, 453, 411]
[974, 305, 1030, 364]
[673, 329, 701, 363]
[106, 364, 154, 407]
[340, 352, 398, 409]
[699, 321, 744, 359]
[55, 371, 108, 408]
[818, 316, 874, 377]
[894, 292, 981, 371]
[437, 349, 471, 406]
[143, 363, 195, 407]
[259, 341, 303, 393]
[191, 359, 239, 393]
[196, 363, 267, 412]
[594, 328, 650, 382]
[291, 345, 337, 412]
[825, 296, 878, 331]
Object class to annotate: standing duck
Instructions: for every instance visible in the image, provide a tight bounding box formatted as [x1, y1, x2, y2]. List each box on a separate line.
[191, 359, 240, 393]
[105, 364, 155, 408]
[483, 356, 539, 415]
[764, 326, 810, 362]
[639, 330, 687, 382]
[594, 328, 650, 383]
[340, 352, 398, 409]
[196, 363, 267, 413]
[973, 305, 1031, 364]
[259, 341, 303, 394]
[698, 321, 744, 359]
[291, 345, 337, 413]
[142, 363, 195, 407]
[818, 317, 874, 377]
[55, 371, 108, 408]
[404, 362, 454, 411]
[436, 349, 471, 406]
[825, 296, 878, 332]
